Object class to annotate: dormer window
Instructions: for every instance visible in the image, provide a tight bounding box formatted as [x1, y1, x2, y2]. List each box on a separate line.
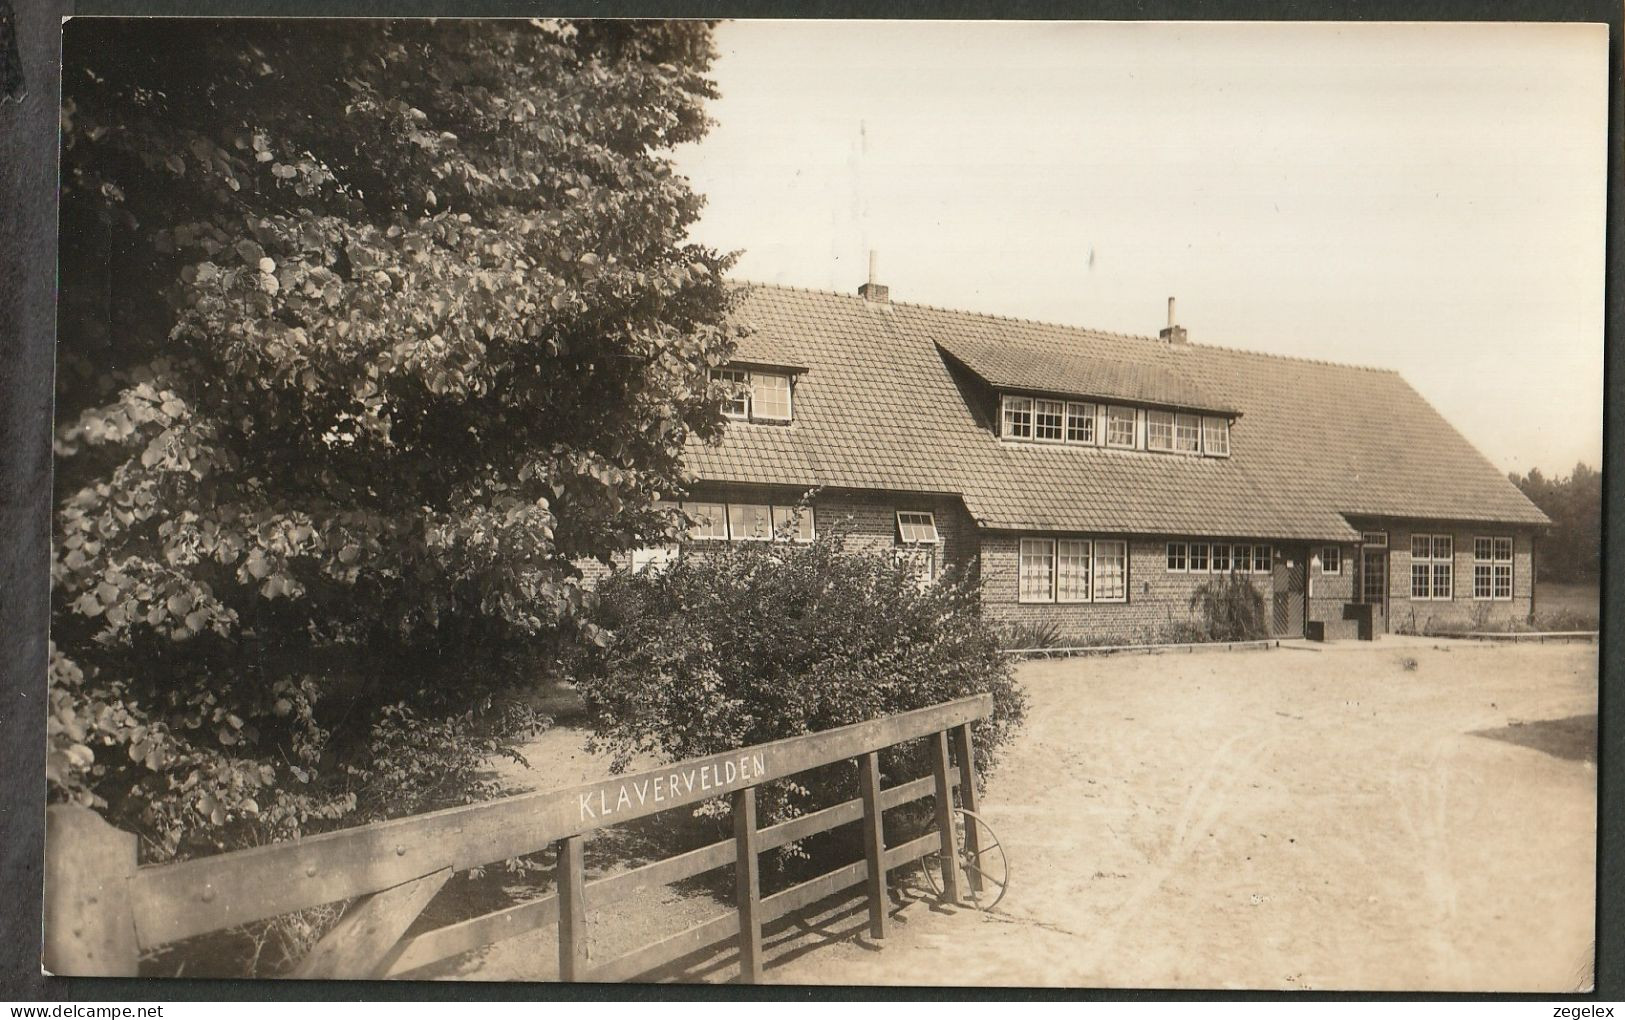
[1105, 406, 1137, 449]
[998, 391, 1232, 458]
[1147, 410, 1176, 452]
[1001, 396, 1034, 439]
[1066, 402, 1096, 443]
[1202, 416, 1230, 457]
[713, 368, 794, 423]
[1175, 414, 1201, 453]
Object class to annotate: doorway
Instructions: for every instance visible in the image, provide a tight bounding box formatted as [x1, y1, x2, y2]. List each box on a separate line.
[1271, 546, 1307, 637]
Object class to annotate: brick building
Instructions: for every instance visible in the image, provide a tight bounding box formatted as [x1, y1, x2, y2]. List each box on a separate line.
[655, 280, 1548, 643]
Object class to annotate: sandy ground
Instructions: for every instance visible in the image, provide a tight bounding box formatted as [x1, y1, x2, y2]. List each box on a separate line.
[419, 640, 1596, 991]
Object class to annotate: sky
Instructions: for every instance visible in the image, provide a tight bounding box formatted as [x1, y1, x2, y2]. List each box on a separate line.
[672, 20, 1607, 478]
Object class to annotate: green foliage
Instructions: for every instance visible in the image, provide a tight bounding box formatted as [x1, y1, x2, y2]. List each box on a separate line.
[1510, 463, 1600, 583]
[1186, 573, 1269, 642]
[997, 617, 1063, 652]
[570, 534, 1027, 843]
[51, 19, 740, 860]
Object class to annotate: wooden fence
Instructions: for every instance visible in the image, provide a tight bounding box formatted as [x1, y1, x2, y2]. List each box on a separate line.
[44, 693, 994, 983]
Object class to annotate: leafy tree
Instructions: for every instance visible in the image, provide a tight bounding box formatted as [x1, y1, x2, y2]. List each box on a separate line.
[1509, 462, 1601, 582]
[50, 19, 740, 860]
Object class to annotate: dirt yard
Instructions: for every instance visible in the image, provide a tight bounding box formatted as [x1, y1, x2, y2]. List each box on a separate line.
[422, 640, 1596, 991]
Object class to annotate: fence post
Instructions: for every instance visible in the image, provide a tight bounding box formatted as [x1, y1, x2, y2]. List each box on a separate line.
[951, 723, 984, 896]
[857, 751, 888, 939]
[732, 786, 763, 983]
[557, 835, 589, 981]
[930, 729, 962, 905]
[43, 805, 140, 976]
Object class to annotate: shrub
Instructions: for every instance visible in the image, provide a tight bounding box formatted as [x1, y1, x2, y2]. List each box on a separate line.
[1186, 573, 1269, 641]
[997, 617, 1063, 652]
[571, 534, 1027, 850]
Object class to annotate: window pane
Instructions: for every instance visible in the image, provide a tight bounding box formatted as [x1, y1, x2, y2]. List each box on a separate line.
[1432, 562, 1452, 600]
[1019, 539, 1054, 602]
[1002, 396, 1033, 439]
[683, 501, 728, 540]
[772, 505, 814, 542]
[1167, 542, 1187, 572]
[1253, 544, 1271, 573]
[1093, 540, 1127, 601]
[1066, 402, 1096, 443]
[1202, 417, 1229, 456]
[1411, 535, 1431, 559]
[1032, 399, 1064, 441]
[1106, 406, 1136, 447]
[713, 369, 750, 417]
[1494, 563, 1512, 599]
[1146, 410, 1175, 451]
[1189, 542, 1209, 572]
[1057, 539, 1092, 601]
[1411, 562, 1431, 599]
[727, 503, 772, 541]
[750, 373, 792, 421]
[1175, 414, 1201, 453]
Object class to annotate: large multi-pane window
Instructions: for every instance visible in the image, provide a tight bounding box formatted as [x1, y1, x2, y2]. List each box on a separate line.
[711, 368, 792, 422]
[1473, 536, 1513, 601]
[1146, 410, 1175, 452]
[682, 501, 813, 543]
[1018, 537, 1127, 603]
[1410, 533, 1453, 601]
[1001, 396, 1034, 439]
[1056, 540, 1093, 602]
[1066, 402, 1097, 444]
[1018, 538, 1056, 603]
[1033, 399, 1065, 442]
[1106, 406, 1137, 448]
[1093, 541, 1128, 602]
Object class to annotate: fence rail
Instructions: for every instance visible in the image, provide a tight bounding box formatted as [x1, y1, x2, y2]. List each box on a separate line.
[45, 693, 995, 983]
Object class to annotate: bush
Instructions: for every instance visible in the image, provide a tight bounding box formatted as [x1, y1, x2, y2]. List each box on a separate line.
[997, 617, 1063, 652]
[571, 534, 1027, 850]
[1186, 573, 1269, 642]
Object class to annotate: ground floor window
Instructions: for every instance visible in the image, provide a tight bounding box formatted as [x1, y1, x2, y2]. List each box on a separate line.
[1019, 536, 1127, 603]
[1189, 541, 1210, 572]
[682, 500, 815, 543]
[1251, 544, 1271, 573]
[1410, 533, 1453, 600]
[1473, 536, 1513, 601]
[1320, 546, 1341, 574]
[1166, 541, 1188, 572]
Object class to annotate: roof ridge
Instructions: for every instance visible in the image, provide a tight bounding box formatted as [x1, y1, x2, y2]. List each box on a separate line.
[733, 279, 1395, 373]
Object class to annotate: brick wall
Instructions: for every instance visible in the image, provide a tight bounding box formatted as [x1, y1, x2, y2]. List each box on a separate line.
[1357, 520, 1535, 633]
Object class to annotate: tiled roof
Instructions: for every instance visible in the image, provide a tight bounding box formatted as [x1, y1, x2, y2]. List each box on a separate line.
[934, 335, 1239, 416]
[683, 284, 1548, 539]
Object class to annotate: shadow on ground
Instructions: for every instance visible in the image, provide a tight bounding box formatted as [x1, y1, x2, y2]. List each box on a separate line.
[1470, 714, 1597, 763]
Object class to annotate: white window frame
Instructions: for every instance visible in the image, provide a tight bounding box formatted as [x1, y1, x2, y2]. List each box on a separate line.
[1001, 395, 1034, 440]
[1361, 531, 1389, 548]
[629, 545, 679, 574]
[1473, 535, 1513, 601]
[1092, 540, 1129, 603]
[1189, 541, 1210, 573]
[1018, 538, 1056, 604]
[1211, 542, 1232, 574]
[1202, 417, 1230, 457]
[727, 503, 774, 542]
[1145, 410, 1176, 452]
[712, 369, 750, 419]
[749, 372, 793, 422]
[681, 501, 728, 541]
[1105, 405, 1137, 449]
[897, 510, 939, 545]
[1409, 533, 1453, 601]
[1175, 414, 1202, 454]
[1320, 546, 1341, 575]
[1065, 401, 1097, 444]
[1252, 544, 1272, 574]
[1033, 399, 1065, 443]
[771, 505, 815, 543]
[1166, 541, 1188, 573]
[1056, 539, 1093, 603]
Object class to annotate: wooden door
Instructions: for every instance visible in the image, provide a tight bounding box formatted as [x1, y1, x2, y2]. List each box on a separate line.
[1272, 547, 1307, 637]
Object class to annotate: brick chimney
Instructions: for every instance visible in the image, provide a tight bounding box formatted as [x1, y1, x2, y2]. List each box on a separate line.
[1159, 296, 1187, 344]
[858, 250, 889, 303]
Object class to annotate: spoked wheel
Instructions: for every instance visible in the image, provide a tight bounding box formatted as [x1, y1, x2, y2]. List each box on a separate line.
[918, 808, 1009, 910]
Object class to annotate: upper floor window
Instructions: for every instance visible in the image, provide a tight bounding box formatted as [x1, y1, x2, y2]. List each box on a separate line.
[1175, 414, 1201, 454]
[1147, 410, 1175, 452]
[712, 368, 793, 423]
[1001, 396, 1034, 440]
[1202, 417, 1230, 457]
[1033, 399, 1065, 442]
[1106, 406, 1137, 449]
[1066, 402, 1097, 443]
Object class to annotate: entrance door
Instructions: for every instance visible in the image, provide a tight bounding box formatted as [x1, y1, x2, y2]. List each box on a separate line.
[1271, 547, 1307, 637]
[1360, 546, 1388, 631]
